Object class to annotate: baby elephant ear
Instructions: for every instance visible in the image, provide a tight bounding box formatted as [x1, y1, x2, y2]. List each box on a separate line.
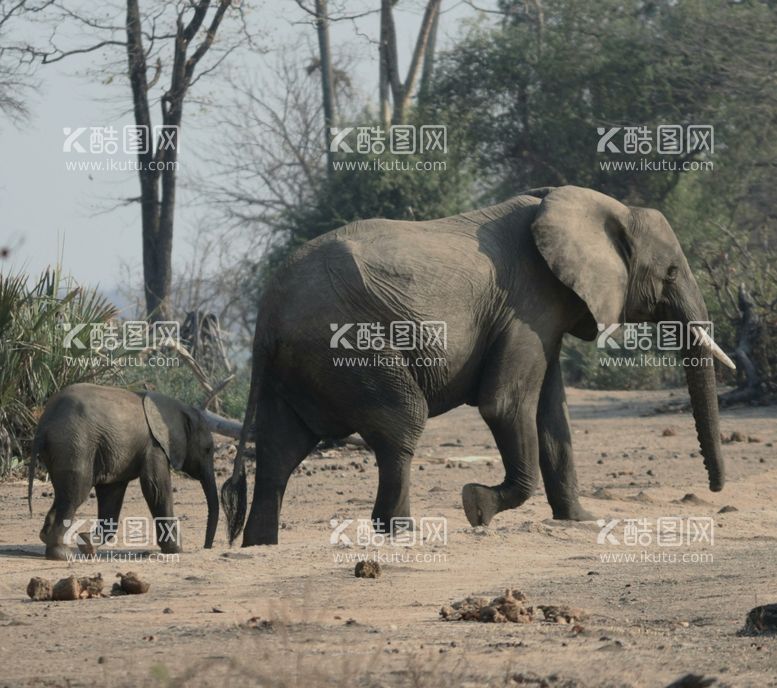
[142, 394, 184, 470]
[531, 185, 631, 340]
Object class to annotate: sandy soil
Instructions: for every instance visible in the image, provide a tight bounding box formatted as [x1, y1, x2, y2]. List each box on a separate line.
[1, 388, 776, 687]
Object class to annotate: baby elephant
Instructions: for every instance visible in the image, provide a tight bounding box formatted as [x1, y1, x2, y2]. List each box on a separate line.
[28, 383, 218, 560]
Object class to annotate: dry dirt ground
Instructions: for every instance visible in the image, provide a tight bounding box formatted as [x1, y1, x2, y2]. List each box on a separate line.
[1, 388, 776, 687]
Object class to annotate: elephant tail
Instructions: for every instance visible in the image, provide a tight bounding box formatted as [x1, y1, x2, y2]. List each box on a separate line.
[28, 431, 44, 516]
[220, 345, 264, 545]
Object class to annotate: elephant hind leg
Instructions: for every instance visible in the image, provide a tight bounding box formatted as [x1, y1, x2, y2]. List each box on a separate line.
[44, 472, 92, 560]
[242, 391, 320, 547]
[361, 398, 427, 533]
[39, 504, 56, 544]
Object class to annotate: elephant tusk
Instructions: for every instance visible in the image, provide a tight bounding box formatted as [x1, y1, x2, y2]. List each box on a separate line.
[691, 326, 736, 371]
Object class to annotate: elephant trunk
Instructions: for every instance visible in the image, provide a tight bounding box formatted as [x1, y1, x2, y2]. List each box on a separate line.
[684, 348, 724, 491]
[673, 286, 731, 492]
[201, 468, 219, 548]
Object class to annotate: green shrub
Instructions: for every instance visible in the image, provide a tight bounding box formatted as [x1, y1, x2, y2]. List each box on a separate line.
[561, 335, 685, 391]
[120, 363, 250, 420]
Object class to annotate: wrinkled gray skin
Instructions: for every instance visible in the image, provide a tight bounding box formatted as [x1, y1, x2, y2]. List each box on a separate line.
[30, 383, 218, 560]
[223, 186, 725, 546]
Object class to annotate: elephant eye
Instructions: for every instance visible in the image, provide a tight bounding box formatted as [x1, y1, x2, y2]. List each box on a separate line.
[666, 265, 678, 281]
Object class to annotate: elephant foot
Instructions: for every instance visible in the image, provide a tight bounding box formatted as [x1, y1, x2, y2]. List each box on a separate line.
[371, 508, 412, 534]
[242, 519, 279, 546]
[462, 483, 501, 527]
[551, 503, 596, 522]
[242, 533, 278, 546]
[45, 544, 71, 561]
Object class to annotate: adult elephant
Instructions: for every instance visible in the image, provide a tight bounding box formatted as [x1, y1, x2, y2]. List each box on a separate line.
[222, 185, 734, 546]
[30, 383, 219, 560]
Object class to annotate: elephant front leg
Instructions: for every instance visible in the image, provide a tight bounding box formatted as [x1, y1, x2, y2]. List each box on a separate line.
[140, 454, 181, 554]
[94, 482, 129, 546]
[463, 406, 542, 527]
[464, 340, 545, 527]
[538, 356, 595, 521]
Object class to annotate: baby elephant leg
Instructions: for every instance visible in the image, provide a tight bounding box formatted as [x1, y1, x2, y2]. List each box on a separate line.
[140, 451, 181, 554]
[94, 482, 129, 545]
[44, 471, 92, 560]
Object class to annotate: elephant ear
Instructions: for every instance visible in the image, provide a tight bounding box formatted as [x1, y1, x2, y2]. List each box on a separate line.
[142, 393, 185, 470]
[531, 185, 631, 340]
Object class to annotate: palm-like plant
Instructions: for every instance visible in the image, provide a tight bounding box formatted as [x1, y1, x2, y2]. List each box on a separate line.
[0, 267, 119, 476]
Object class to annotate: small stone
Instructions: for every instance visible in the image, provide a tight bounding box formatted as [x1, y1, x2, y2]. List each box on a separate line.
[661, 428, 676, 437]
[27, 577, 52, 601]
[679, 493, 707, 506]
[116, 572, 149, 595]
[355, 560, 381, 579]
[163, 607, 173, 614]
[743, 604, 777, 635]
[78, 574, 104, 598]
[538, 605, 587, 624]
[718, 505, 738, 514]
[478, 606, 506, 623]
[52, 576, 80, 601]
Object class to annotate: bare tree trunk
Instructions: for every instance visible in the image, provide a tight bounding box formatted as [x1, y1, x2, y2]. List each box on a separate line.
[314, 0, 336, 173]
[417, 1, 440, 106]
[380, 0, 443, 126]
[380, 0, 400, 127]
[125, 0, 230, 321]
[126, 0, 164, 319]
[378, 6, 391, 129]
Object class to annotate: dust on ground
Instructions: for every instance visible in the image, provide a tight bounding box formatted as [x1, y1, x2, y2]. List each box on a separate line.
[1, 388, 776, 687]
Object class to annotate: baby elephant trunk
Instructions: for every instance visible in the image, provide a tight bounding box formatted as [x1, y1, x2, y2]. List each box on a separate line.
[201, 468, 219, 549]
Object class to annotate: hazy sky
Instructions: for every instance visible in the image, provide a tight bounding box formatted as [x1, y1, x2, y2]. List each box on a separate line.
[0, 1, 484, 296]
